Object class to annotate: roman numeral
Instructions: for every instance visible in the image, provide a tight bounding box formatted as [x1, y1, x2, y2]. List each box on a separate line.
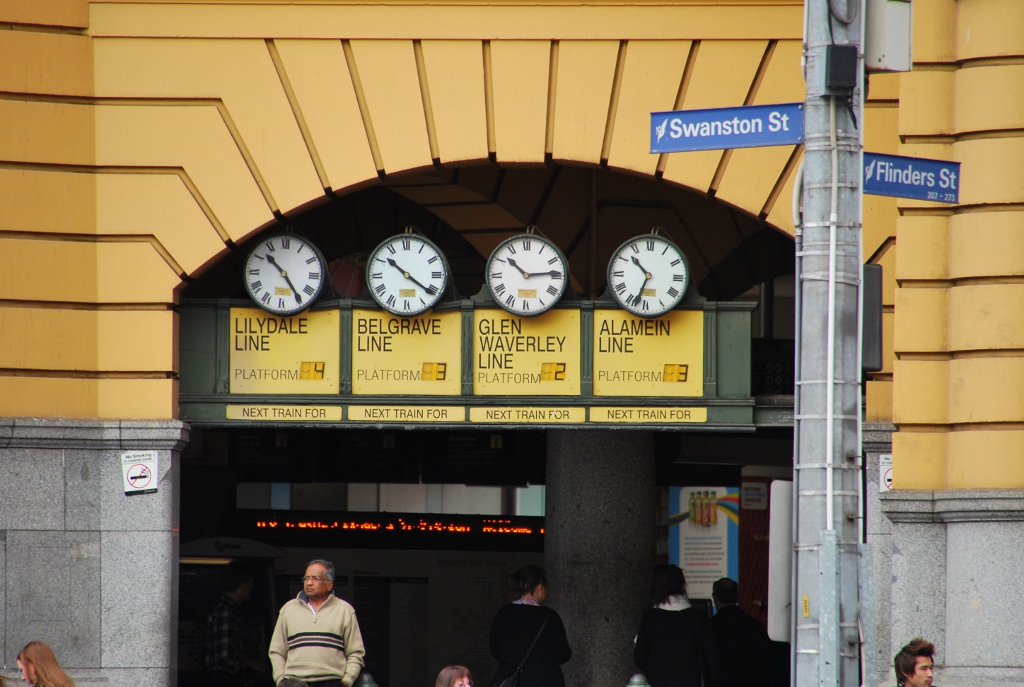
[304, 284, 315, 296]
[522, 239, 531, 251]
[371, 272, 383, 279]
[418, 244, 425, 253]
[490, 272, 503, 280]
[547, 257, 558, 265]
[386, 294, 396, 307]
[402, 239, 411, 251]
[494, 283, 506, 295]
[266, 242, 276, 252]
[667, 287, 680, 298]
[432, 271, 442, 279]
[281, 237, 291, 250]
[662, 246, 669, 255]
[248, 269, 259, 275]
[309, 272, 320, 280]
[546, 285, 559, 296]
[297, 244, 304, 254]
[670, 258, 681, 266]
[613, 282, 627, 294]
[612, 270, 624, 277]
[646, 239, 655, 251]
[306, 256, 317, 265]
[426, 285, 438, 296]
[550, 272, 563, 280]
[261, 292, 271, 304]
[387, 244, 396, 254]
[374, 283, 387, 295]
[522, 300, 530, 311]
[427, 255, 438, 264]
[278, 298, 285, 309]
[253, 254, 265, 262]
[505, 294, 515, 306]
[642, 300, 650, 311]
[673, 274, 684, 282]
[250, 281, 262, 290]
[631, 243, 640, 254]
[538, 244, 546, 255]
[403, 300, 410, 310]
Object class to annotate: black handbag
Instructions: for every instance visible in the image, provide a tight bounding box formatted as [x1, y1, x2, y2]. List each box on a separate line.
[494, 617, 550, 687]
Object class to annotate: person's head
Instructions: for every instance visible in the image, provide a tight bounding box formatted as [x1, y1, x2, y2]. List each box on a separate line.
[436, 665, 473, 687]
[17, 642, 75, 687]
[222, 561, 257, 602]
[650, 564, 686, 607]
[507, 564, 547, 603]
[895, 638, 935, 687]
[303, 559, 336, 602]
[712, 577, 739, 609]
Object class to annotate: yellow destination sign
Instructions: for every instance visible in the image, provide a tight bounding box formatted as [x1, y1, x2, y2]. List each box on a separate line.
[352, 310, 462, 395]
[593, 310, 704, 397]
[226, 405, 342, 421]
[473, 309, 581, 395]
[348, 406, 465, 422]
[230, 308, 340, 394]
[469, 407, 585, 423]
[590, 406, 708, 423]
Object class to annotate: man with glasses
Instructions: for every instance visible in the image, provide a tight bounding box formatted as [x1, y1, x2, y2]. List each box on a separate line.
[269, 559, 366, 687]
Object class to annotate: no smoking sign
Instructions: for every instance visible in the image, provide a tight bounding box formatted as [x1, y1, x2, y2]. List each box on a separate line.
[121, 451, 158, 496]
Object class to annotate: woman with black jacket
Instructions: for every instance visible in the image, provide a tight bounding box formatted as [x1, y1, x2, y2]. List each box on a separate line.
[634, 564, 721, 687]
[488, 564, 572, 687]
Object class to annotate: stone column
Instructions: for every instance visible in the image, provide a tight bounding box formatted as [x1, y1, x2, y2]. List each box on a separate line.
[545, 429, 655, 687]
[881, 490, 1024, 687]
[863, 422, 894, 687]
[0, 419, 188, 687]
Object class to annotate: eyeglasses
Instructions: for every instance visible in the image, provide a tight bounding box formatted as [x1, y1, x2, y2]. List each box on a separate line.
[301, 576, 327, 583]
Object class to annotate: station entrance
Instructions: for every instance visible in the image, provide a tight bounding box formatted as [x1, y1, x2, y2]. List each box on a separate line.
[174, 162, 797, 687]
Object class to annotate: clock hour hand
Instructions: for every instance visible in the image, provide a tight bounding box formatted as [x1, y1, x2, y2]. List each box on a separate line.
[387, 258, 436, 294]
[506, 257, 530, 278]
[265, 254, 303, 304]
[631, 255, 653, 279]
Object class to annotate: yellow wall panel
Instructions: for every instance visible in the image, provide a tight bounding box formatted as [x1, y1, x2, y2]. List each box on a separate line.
[0, 377, 174, 419]
[0, 238, 179, 304]
[0, 308, 174, 372]
[662, 40, 766, 192]
[0, 0, 88, 28]
[490, 40, 550, 164]
[913, 0, 957, 63]
[0, 99, 94, 166]
[877, 242, 897, 307]
[893, 360, 947, 424]
[947, 431, 1024, 488]
[551, 40, 620, 164]
[949, 285, 1024, 351]
[420, 40, 489, 164]
[950, 211, 1024, 279]
[864, 106, 899, 155]
[95, 104, 272, 243]
[955, 138, 1024, 206]
[88, 4, 803, 41]
[94, 38, 323, 214]
[0, 168, 96, 234]
[948, 357, 1024, 424]
[881, 310, 895, 374]
[894, 288, 947, 353]
[866, 379, 893, 421]
[956, 0, 1024, 61]
[863, 195, 897, 261]
[892, 431, 947, 489]
[96, 174, 226, 276]
[867, 73, 900, 101]
[273, 40, 378, 191]
[348, 40, 433, 174]
[0, 31, 92, 97]
[955, 65, 1024, 134]
[897, 71, 953, 137]
[895, 215, 948, 280]
[764, 163, 797, 236]
[606, 41, 690, 176]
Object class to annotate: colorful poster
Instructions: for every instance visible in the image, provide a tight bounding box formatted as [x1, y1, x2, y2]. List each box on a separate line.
[668, 486, 739, 599]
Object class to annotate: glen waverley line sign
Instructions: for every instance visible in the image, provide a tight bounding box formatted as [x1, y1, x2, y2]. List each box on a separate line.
[650, 103, 804, 154]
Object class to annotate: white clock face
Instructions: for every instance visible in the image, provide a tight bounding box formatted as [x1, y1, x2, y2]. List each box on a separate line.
[486, 234, 569, 316]
[244, 234, 326, 316]
[366, 234, 449, 316]
[607, 235, 690, 317]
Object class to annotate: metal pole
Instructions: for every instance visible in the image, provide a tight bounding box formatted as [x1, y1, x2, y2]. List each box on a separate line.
[793, 1, 869, 687]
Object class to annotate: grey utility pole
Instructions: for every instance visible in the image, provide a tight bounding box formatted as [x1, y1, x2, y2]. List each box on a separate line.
[792, 1, 875, 687]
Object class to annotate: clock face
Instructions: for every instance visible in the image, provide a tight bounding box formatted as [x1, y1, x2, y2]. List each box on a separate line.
[244, 234, 326, 316]
[366, 234, 450, 316]
[607, 234, 690, 317]
[485, 234, 569, 316]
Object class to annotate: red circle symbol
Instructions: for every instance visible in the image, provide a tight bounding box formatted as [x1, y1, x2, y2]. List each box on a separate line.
[127, 464, 152, 489]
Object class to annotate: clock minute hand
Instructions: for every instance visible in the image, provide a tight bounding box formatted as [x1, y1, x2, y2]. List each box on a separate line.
[265, 254, 303, 304]
[387, 258, 434, 293]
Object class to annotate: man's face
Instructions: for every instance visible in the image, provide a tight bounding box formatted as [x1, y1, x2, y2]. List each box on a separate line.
[303, 563, 334, 601]
[905, 656, 934, 687]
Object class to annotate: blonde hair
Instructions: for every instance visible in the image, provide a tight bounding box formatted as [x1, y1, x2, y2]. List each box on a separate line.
[17, 642, 76, 687]
[435, 665, 472, 687]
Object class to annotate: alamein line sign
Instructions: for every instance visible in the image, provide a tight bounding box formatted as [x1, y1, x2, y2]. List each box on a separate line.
[650, 103, 804, 154]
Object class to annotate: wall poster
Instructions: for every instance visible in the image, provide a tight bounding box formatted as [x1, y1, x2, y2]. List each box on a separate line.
[668, 486, 739, 599]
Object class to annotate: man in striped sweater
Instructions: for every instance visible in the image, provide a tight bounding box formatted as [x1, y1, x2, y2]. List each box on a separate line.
[269, 559, 366, 687]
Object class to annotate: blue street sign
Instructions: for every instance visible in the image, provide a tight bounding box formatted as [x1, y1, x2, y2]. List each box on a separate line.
[864, 152, 960, 204]
[650, 102, 804, 154]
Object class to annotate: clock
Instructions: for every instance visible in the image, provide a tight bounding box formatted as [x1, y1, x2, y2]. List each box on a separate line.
[607, 234, 690, 317]
[485, 233, 569, 316]
[366, 233, 450, 316]
[244, 233, 327, 316]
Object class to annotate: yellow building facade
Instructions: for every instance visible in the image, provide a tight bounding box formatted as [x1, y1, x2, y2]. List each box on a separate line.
[2, 1, 1023, 686]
